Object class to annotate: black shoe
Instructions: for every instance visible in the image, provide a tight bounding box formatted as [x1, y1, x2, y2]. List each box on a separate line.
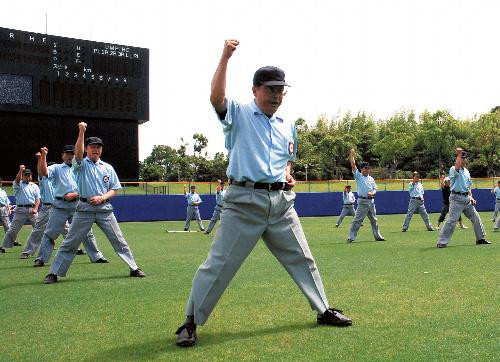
[130, 268, 146, 277]
[0, 247, 5, 253]
[335, 225, 339, 228]
[33, 259, 45, 267]
[94, 258, 109, 263]
[402, 229, 407, 232]
[13, 241, 22, 246]
[175, 323, 197, 347]
[317, 308, 352, 327]
[76, 249, 86, 255]
[346, 239, 353, 243]
[476, 239, 491, 245]
[44, 273, 57, 284]
[427, 227, 435, 231]
[375, 238, 386, 241]
[436, 243, 447, 248]
[20, 253, 29, 259]
[184, 228, 188, 231]
[204, 231, 210, 234]
[200, 229, 205, 232]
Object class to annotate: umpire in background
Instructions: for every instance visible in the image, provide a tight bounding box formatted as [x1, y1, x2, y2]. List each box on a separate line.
[43, 122, 145, 283]
[0, 177, 12, 234]
[335, 184, 356, 227]
[401, 171, 434, 232]
[0, 166, 40, 253]
[175, 39, 352, 348]
[436, 148, 490, 248]
[347, 149, 385, 243]
[204, 179, 225, 234]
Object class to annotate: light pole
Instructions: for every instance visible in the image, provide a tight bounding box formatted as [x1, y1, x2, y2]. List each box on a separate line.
[305, 164, 308, 182]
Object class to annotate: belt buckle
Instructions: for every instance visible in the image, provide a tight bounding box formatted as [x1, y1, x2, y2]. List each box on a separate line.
[268, 183, 272, 191]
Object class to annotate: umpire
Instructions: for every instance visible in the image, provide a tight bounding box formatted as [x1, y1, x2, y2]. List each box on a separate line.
[401, 171, 434, 232]
[436, 148, 490, 247]
[175, 40, 352, 348]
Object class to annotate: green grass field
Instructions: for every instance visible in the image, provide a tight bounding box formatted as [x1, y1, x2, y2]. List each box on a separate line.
[0, 213, 498, 361]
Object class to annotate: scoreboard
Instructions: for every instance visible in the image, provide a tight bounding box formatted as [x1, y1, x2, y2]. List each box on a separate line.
[0, 27, 149, 122]
[0, 27, 149, 180]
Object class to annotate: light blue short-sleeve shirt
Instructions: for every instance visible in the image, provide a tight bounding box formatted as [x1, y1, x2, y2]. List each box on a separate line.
[72, 157, 121, 198]
[353, 169, 376, 197]
[449, 166, 471, 193]
[342, 191, 355, 204]
[186, 192, 202, 206]
[38, 176, 55, 204]
[494, 186, 500, 199]
[216, 189, 226, 206]
[0, 188, 10, 207]
[48, 163, 78, 198]
[217, 98, 297, 183]
[13, 181, 40, 205]
[408, 182, 424, 198]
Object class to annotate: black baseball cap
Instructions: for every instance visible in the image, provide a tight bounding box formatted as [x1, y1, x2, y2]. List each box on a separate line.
[22, 168, 32, 175]
[63, 145, 75, 153]
[47, 162, 56, 166]
[220, 181, 225, 186]
[85, 137, 103, 147]
[461, 150, 468, 159]
[253, 66, 290, 87]
[361, 162, 370, 168]
[345, 184, 351, 188]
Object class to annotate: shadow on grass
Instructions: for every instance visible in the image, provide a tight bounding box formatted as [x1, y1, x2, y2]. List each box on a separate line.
[0, 274, 129, 291]
[88, 321, 314, 360]
[419, 244, 478, 252]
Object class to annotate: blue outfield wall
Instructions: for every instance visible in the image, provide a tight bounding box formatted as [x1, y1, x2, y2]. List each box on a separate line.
[7, 189, 495, 222]
[108, 189, 494, 222]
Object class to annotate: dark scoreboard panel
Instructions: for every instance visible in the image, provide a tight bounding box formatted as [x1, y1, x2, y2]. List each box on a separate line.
[0, 27, 149, 122]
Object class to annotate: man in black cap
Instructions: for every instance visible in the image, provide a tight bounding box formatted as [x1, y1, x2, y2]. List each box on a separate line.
[0, 165, 40, 253]
[32, 145, 106, 266]
[347, 149, 385, 243]
[43, 122, 144, 283]
[204, 179, 225, 234]
[335, 184, 356, 227]
[174, 39, 351, 348]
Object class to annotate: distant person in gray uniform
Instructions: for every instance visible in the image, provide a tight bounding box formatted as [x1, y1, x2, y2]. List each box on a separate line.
[436, 148, 490, 248]
[436, 175, 467, 230]
[20, 158, 58, 259]
[0, 166, 40, 253]
[183, 184, 205, 232]
[175, 39, 352, 348]
[0, 177, 12, 234]
[204, 179, 225, 234]
[33, 145, 107, 267]
[347, 149, 385, 243]
[43, 123, 145, 283]
[335, 185, 356, 228]
[402, 171, 434, 232]
[491, 180, 500, 223]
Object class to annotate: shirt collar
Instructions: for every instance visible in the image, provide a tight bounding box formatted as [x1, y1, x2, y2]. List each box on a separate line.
[251, 100, 283, 123]
[85, 156, 103, 165]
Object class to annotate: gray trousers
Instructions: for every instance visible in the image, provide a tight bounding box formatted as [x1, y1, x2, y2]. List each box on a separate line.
[2, 206, 37, 248]
[185, 185, 330, 325]
[438, 194, 485, 245]
[184, 205, 204, 231]
[206, 205, 223, 233]
[336, 205, 355, 226]
[495, 215, 500, 230]
[35, 199, 102, 263]
[22, 205, 52, 255]
[49, 201, 138, 277]
[402, 199, 433, 231]
[0, 206, 10, 233]
[348, 198, 383, 241]
[493, 200, 500, 221]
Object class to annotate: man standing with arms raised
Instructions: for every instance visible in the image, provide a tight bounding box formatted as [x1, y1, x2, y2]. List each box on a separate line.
[175, 40, 351, 348]
[43, 123, 145, 283]
[436, 148, 490, 248]
[347, 148, 385, 243]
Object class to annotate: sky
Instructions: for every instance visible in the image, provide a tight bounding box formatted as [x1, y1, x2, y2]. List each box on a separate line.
[2, 0, 499, 160]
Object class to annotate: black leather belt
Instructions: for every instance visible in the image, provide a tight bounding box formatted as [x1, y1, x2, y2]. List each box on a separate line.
[230, 180, 290, 191]
[358, 196, 373, 199]
[344, 203, 354, 206]
[43, 203, 52, 206]
[451, 191, 468, 196]
[55, 196, 77, 202]
[497, 199, 500, 201]
[17, 204, 34, 207]
[411, 197, 422, 200]
[216, 204, 224, 207]
[79, 198, 108, 203]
